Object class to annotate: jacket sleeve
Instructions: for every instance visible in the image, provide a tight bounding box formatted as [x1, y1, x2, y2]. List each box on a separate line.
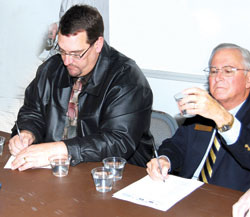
[158, 116, 214, 174]
[11, 66, 47, 142]
[64, 69, 153, 166]
[158, 125, 189, 172]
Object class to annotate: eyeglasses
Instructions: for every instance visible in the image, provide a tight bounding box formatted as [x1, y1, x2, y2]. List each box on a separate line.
[55, 42, 95, 60]
[203, 66, 248, 77]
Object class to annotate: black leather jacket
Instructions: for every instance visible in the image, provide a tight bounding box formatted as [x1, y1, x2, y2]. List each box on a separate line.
[12, 42, 153, 167]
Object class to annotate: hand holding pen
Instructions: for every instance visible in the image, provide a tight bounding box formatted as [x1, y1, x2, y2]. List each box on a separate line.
[151, 138, 170, 182]
[146, 157, 170, 182]
[8, 122, 35, 156]
[146, 138, 170, 182]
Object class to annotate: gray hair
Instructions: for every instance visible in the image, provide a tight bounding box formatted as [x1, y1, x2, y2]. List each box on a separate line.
[208, 43, 250, 71]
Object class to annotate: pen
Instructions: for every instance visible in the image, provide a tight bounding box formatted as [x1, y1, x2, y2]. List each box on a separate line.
[152, 138, 165, 183]
[15, 121, 22, 144]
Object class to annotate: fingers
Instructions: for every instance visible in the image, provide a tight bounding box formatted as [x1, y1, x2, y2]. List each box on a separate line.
[178, 87, 219, 118]
[8, 135, 24, 156]
[10, 142, 66, 171]
[16, 161, 34, 171]
[11, 154, 28, 171]
[233, 202, 249, 217]
[9, 131, 35, 156]
[182, 87, 205, 96]
[232, 189, 250, 217]
[146, 158, 170, 181]
[11, 149, 42, 171]
[180, 88, 209, 105]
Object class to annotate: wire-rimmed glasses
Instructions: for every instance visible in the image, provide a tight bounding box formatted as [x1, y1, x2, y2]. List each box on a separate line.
[203, 66, 248, 77]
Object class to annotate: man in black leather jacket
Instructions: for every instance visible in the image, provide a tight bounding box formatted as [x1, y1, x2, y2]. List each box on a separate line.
[9, 5, 153, 170]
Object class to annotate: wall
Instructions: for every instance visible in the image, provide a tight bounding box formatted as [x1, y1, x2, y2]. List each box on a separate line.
[0, 0, 61, 132]
[1, 1, 250, 132]
[108, 0, 250, 116]
[109, 0, 250, 75]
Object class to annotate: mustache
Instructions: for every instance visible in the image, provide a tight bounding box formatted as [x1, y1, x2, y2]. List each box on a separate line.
[67, 64, 77, 68]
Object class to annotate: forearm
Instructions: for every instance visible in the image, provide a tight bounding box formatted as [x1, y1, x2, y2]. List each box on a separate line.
[64, 131, 137, 166]
[212, 107, 233, 129]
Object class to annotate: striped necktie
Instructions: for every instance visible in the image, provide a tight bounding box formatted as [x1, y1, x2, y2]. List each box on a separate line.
[199, 133, 221, 183]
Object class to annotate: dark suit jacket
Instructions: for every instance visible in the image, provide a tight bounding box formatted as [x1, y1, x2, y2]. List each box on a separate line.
[159, 95, 250, 192]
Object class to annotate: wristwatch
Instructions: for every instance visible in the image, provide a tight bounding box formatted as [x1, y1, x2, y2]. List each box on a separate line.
[217, 115, 234, 132]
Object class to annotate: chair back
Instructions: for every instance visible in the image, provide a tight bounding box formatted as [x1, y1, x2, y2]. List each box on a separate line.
[150, 110, 178, 149]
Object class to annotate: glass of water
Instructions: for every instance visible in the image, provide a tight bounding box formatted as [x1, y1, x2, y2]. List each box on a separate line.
[174, 92, 195, 118]
[91, 167, 114, 193]
[102, 157, 126, 181]
[49, 155, 71, 177]
[0, 136, 5, 155]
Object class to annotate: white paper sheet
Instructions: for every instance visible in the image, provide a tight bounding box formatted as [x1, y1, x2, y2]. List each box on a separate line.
[113, 175, 203, 211]
[4, 155, 51, 169]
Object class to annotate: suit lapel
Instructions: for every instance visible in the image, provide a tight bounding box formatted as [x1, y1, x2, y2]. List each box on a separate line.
[236, 95, 250, 124]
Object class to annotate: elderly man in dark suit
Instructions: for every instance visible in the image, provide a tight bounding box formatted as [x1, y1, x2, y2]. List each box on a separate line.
[147, 43, 250, 192]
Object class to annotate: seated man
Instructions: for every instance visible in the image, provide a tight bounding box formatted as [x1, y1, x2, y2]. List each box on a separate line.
[147, 43, 250, 191]
[9, 5, 153, 170]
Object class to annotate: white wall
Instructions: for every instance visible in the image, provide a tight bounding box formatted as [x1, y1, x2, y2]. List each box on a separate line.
[109, 0, 250, 116]
[109, 0, 250, 75]
[0, 0, 61, 132]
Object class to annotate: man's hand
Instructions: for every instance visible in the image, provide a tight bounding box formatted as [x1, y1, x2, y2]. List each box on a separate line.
[233, 189, 250, 217]
[8, 130, 35, 156]
[146, 157, 170, 181]
[11, 141, 68, 171]
[179, 87, 233, 127]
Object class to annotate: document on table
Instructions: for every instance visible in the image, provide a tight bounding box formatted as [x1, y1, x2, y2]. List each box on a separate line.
[113, 175, 203, 211]
[4, 155, 51, 169]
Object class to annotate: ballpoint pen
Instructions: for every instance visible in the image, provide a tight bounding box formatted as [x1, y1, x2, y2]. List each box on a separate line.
[152, 138, 165, 183]
[15, 121, 23, 144]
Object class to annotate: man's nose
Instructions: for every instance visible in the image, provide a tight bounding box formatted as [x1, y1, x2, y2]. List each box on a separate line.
[63, 54, 73, 66]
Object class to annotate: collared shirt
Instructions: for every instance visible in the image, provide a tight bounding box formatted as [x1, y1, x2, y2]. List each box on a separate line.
[63, 72, 93, 140]
[219, 101, 244, 145]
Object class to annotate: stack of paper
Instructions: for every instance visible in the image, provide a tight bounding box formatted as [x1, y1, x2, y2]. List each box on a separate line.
[113, 175, 203, 211]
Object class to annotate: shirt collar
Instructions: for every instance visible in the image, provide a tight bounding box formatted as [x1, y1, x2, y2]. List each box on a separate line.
[229, 100, 245, 116]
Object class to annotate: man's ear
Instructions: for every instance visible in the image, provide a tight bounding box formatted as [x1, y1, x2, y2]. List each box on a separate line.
[246, 71, 250, 88]
[94, 36, 104, 53]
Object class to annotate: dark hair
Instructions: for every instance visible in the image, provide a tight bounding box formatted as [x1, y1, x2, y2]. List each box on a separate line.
[59, 4, 104, 44]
